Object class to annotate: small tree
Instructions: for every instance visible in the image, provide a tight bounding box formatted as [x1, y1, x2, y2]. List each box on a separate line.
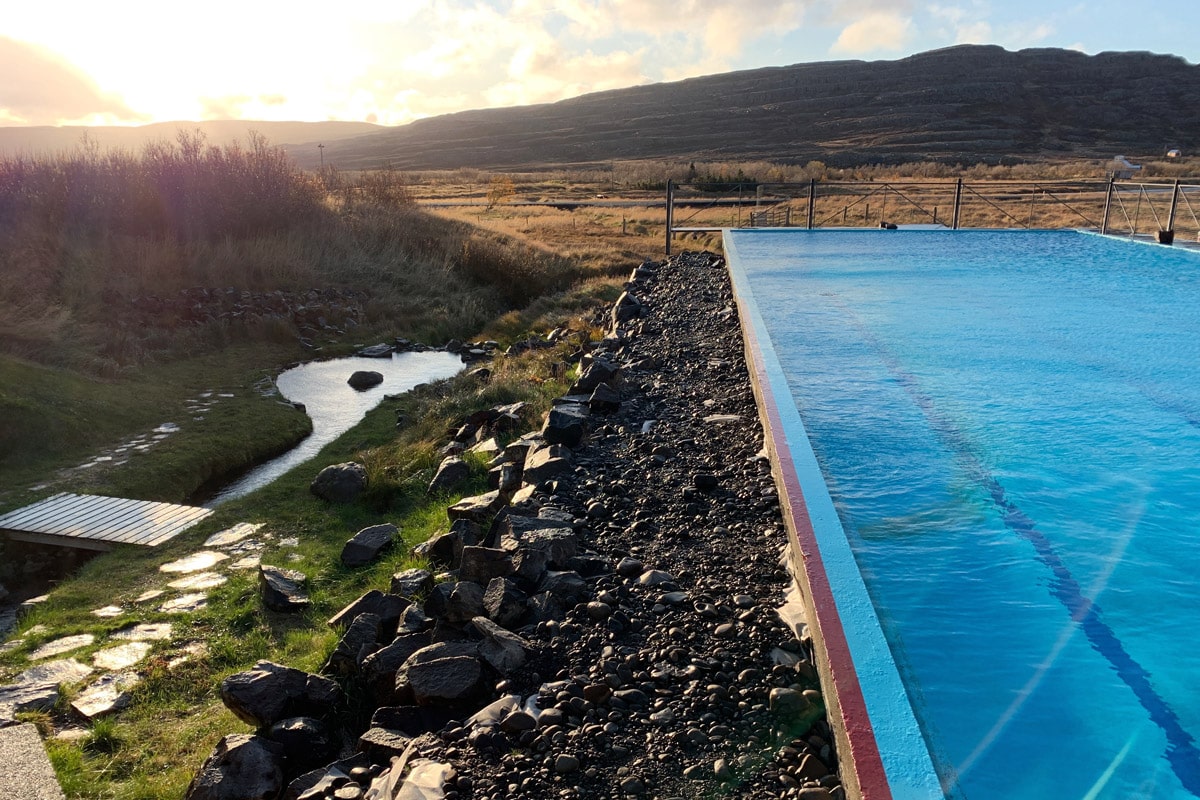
[486, 175, 515, 210]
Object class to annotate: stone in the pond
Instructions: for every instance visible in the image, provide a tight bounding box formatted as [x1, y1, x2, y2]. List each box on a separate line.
[28, 634, 95, 661]
[168, 572, 227, 591]
[159, 593, 208, 614]
[159, 551, 229, 574]
[347, 370, 384, 390]
[310, 462, 368, 504]
[92, 641, 153, 671]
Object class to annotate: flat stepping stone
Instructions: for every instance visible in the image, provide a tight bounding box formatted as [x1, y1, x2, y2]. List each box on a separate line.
[28, 634, 95, 661]
[90, 605, 125, 618]
[159, 593, 208, 614]
[92, 642, 153, 671]
[167, 572, 227, 591]
[0, 723, 65, 799]
[229, 556, 261, 570]
[0, 683, 59, 723]
[159, 551, 228, 574]
[70, 672, 141, 719]
[16, 658, 93, 686]
[168, 642, 207, 669]
[112, 623, 173, 641]
[204, 522, 264, 548]
[278, 537, 299, 547]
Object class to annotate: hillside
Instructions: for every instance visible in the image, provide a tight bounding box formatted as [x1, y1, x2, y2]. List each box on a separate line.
[0, 119, 382, 156]
[299, 45, 1199, 170]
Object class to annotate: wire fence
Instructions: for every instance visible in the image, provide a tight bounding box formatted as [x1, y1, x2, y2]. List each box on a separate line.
[665, 179, 1200, 253]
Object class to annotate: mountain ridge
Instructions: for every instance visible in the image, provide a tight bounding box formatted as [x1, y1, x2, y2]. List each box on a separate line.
[2, 46, 1195, 169]
[302, 45, 1198, 169]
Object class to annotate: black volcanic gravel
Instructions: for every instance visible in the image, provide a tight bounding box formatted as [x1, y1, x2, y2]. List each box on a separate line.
[430, 251, 843, 800]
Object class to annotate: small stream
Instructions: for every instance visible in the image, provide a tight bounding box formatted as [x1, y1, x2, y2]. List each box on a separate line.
[203, 351, 463, 506]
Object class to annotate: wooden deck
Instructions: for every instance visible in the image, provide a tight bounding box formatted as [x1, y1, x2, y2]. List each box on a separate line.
[0, 493, 213, 551]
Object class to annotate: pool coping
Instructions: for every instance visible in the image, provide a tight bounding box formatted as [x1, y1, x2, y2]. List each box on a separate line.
[723, 230, 944, 800]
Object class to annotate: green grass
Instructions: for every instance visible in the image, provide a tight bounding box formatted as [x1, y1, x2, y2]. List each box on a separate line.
[0, 139, 618, 798]
[0, 343, 578, 799]
[0, 342, 313, 513]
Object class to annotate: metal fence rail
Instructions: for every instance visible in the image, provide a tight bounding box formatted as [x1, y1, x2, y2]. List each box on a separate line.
[665, 178, 1200, 254]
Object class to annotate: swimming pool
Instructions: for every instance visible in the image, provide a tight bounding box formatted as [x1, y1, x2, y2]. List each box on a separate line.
[726, 229, 1200, 799]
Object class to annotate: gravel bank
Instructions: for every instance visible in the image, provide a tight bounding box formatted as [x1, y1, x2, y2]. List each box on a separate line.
[432, 250, 843, 799]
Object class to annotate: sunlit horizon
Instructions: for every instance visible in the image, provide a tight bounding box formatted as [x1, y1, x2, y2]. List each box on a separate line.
[3, 0, 1198, 128]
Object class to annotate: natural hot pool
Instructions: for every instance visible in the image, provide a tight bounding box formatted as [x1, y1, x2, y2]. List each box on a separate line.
[726, 229, 1200, 799]
[205, 350, 461, 506]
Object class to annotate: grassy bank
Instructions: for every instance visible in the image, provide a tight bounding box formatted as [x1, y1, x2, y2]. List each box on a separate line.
[0, 137, 628, 798]
[1, 338, 581, 799]
[0, 135, 615, 503]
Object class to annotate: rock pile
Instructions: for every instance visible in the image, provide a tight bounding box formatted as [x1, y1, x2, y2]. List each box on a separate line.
[187, 251, 841, 799]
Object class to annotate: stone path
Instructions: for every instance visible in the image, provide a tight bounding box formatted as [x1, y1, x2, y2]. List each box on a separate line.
[0, 520, 277, 732]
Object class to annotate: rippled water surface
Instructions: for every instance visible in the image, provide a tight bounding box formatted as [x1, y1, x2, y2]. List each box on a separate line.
[731, 230, 1200, 799]
[206, 351, 462, 505]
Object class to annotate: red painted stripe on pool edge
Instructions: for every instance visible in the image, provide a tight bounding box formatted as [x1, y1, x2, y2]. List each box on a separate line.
[745, 320, 894, 799]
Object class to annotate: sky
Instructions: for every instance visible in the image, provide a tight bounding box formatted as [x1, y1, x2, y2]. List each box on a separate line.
[2, 0, 1197, 128]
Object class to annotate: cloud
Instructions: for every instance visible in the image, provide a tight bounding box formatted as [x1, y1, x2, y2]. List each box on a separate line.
[486, 45, 648, 107]
[831, 11, 916, 55]
[929, 3, 992, 44]
[0, 36, 138, 124]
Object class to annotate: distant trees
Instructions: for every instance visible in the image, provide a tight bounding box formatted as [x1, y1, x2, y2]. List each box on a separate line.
[486, 175, 516, 209]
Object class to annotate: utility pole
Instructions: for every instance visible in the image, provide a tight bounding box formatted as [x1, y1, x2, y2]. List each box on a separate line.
[318, 143, 325, 167]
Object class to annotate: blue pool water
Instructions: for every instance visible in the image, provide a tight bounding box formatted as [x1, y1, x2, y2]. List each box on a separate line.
[727, 229, 1200, 799]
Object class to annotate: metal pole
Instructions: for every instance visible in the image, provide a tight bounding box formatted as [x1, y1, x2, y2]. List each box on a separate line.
[1100, 178, 1114, 235]
[952, 178, 963, 229]
[1167, 179, 1181, 232]
[807, 178, 816, 230]
[665, 179, 674, 256]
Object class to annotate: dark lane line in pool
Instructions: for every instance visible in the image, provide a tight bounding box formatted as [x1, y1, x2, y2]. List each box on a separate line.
[825, 298, 1200, 796]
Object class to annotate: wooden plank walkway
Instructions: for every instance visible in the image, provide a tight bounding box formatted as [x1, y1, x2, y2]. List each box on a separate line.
[0, 493, 213, 551]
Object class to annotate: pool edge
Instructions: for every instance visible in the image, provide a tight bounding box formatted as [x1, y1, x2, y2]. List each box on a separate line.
[722, 231, 944, 800]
